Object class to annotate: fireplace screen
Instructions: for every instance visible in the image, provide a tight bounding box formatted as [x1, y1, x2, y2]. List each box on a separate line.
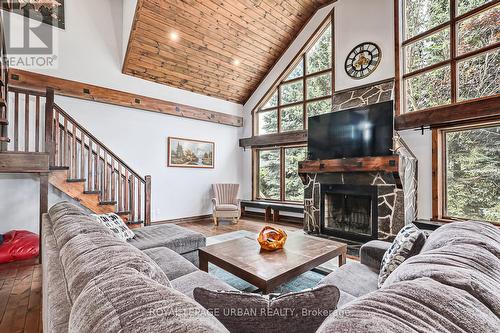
[324, 193, 372, 236]
[320, 184, 378, 241]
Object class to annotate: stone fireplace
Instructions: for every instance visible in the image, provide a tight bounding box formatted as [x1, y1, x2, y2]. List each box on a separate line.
[299, 80, 418, 242]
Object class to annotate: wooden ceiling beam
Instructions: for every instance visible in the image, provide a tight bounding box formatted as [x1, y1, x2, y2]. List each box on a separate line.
[395, 95, 500, 130]
[9, 69, 243, 127]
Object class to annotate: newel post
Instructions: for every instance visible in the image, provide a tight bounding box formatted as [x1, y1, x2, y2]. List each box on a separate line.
[44, 88, 55, 167]
[144, 175, 152, 226]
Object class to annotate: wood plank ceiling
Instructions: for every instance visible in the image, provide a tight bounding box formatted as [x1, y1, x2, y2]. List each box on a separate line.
[123, 0, 333, 103]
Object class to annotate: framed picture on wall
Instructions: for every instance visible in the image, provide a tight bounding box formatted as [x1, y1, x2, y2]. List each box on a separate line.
[2, 0, 66, 29]
[167, 137, 215, 169]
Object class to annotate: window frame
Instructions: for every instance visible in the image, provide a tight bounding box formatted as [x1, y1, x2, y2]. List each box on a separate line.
[253, 11, 335, 137]
[253, 145, 307, 203]
[432, 120, 500, 223]
[396, 0, 500, 115]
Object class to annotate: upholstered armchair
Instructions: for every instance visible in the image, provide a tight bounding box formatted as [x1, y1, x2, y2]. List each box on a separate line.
[212, 184, 241, 226]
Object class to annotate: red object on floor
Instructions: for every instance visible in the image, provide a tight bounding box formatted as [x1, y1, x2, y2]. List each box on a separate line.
[0, 230, 39, 264]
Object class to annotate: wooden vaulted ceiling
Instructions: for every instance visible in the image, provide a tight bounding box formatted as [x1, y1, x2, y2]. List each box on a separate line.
[123, 0, 333, 103]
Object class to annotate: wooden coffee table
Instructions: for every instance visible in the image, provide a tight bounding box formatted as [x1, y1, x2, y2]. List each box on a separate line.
[199, 232, 347, 294]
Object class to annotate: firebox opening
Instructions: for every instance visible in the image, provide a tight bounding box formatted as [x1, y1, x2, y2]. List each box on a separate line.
[320, 184, 378, 242]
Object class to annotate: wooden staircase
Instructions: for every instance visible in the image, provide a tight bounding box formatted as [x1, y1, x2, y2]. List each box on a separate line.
[0, 86, 152, 228]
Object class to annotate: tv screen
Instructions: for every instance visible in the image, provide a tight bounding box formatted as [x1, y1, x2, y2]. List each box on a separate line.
[307, 101, 394, 160]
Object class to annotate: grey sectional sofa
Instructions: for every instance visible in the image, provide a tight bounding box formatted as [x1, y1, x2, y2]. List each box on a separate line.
[42, 202, 235, 333]
[43, 201, 500, 333]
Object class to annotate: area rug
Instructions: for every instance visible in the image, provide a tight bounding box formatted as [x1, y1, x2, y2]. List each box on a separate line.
[206, 230, 345, 293]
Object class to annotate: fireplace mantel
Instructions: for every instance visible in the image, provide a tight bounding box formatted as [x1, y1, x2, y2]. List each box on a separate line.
[298, 156, 399, 183]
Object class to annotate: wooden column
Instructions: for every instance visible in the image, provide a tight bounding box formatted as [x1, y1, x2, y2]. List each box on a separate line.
[144, 175, 151, 226]
[39, 172, 49, 264]
[44, 88, 55, 167]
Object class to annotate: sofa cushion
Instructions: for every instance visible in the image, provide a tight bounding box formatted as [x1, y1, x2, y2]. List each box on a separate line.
[421, 221, 500, 257]
[60, 232, 170, 302]
[382, 243, 500, 314]
[48, 201, 88, 224]
[52, 215, 113, 248]
[69, 267, 229, 333]
[92, 213, 135, 241]
[359, 240, 392, 271]
[316, 277, 500, 333]
[128, 224, 205, 253]
[194, 285, 339, 333]
[378, 223, 426, 287]
[42, 214, 73, 333]
[171, 270, 236, 299]
[318, 262, 379, 298]
[144, 247, 198, 280]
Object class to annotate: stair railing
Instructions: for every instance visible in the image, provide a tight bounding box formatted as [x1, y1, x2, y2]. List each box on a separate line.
[44, 89, 151, 225]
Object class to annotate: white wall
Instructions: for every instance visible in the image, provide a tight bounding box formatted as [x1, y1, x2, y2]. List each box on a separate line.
[0, 0, 244, 233]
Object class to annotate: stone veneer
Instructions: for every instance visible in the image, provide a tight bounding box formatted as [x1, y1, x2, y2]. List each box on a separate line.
[302, 80, 418, 241]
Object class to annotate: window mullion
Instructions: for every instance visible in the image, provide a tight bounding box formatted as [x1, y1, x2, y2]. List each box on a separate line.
[450, 0, 457, 104]
[280, 147, 285, 202]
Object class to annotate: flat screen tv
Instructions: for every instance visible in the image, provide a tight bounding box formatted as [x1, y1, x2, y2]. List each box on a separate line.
[307, 101, 394, 160]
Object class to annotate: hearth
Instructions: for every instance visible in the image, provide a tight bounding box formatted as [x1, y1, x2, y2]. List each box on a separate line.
[321, 184, 378, 242]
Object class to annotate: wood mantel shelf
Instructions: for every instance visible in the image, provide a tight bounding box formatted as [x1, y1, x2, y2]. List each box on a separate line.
[298, 156, 399, 175]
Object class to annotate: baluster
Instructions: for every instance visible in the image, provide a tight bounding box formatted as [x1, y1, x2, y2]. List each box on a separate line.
[87, 140, 92, 191]
[63, 117, 68, 167]
[125, 169, 129, 214]
[80, 132, 85, 180]
[103, 151, 108, 201]
[54, 108, 60, 166]
[95, 146, 100, 193]
[35, 96, 40, 152]
[72, 124, 77, 178]
[24, 94, 29, 151]
[118, 165, 123, 212]
[145, 175, 151, 226]
[14, 92, 19, 151]
[130, 176, 135, 222]
[137, 180, 142, 222]
[111, 157, 115, 204]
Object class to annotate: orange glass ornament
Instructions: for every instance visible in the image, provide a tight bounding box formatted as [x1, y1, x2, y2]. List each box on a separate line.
[257, 226, 287, 251]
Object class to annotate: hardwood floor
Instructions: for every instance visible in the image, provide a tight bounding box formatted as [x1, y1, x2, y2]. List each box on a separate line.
[0, 258, 42, 333]
[0, 216, 301, 332]
[173, 215, 302, 237]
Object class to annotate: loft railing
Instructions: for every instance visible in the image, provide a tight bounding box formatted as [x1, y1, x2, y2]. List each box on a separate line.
[2, 85, 151, 225]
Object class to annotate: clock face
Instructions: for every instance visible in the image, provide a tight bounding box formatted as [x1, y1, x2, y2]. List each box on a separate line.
[345, 43, 382, 79]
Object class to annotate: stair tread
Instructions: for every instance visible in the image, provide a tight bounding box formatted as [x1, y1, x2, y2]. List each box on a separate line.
[83, 190, 101, 195]
[99, 201, 117, 205]
[66, 178, 86, 183]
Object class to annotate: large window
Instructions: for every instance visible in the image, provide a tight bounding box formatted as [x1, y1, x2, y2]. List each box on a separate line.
[255, 19, 333, 136]
[253, 13, 333, 203]
[256, 146, 307, 202]
[401, 0, 499, 113]
[435, 123, 500, 223]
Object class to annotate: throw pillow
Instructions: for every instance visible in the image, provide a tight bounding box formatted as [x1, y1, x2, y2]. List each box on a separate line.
[194, 285, 340, 333]
[378, 223, 426, 287]
[92, 213, 135, 241]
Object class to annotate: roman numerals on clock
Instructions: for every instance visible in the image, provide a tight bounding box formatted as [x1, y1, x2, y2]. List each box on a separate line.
[344, 42, 382, 80]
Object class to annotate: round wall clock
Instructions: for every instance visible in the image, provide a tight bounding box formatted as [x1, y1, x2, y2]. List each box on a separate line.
[345, 42, 382, 79]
